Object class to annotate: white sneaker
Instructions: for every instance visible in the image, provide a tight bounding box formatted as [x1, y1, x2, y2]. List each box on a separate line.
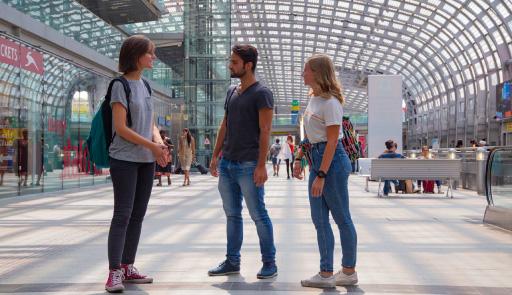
[334, 270, 358, 286]
[301, 273, 335, 288]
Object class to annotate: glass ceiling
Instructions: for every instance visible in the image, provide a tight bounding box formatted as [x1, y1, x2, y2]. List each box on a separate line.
[4, 0, 511, 117]
[230, 0, 512, 115]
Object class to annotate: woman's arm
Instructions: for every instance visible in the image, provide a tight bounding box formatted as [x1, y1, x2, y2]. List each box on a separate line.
[152, 124, 163, 144]
[112, 103, 166, 163]
[310, 125, 340, 197]
[318, 125, 340, 173]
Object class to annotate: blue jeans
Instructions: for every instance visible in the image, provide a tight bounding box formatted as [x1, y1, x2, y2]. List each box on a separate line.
[384, 180, 399, 195]
[218, 158, 276, 265]
[309, 142, 357, 272]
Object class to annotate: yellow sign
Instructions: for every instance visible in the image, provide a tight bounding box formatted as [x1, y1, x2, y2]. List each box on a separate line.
[505, 122, 512, 132]
[291, 105, 300, 111]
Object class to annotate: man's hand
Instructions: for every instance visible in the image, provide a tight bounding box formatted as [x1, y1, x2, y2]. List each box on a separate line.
[210, 157, 219, 177]
[253, 165, 268, 187]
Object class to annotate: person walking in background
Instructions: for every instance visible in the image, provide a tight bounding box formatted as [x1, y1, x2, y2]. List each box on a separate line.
[295, 54, 358, 288]
[296, 140, 309, 180]
[279, 136, 294, 179]
[15, 129, 29, 187]
[155, 130, 174, 186]
[377, 140, 405, 196]
[269, 138, 282, 176]
[287, 135, 295, 178]
[178, 128, 195, 186]
[106, 35, 169, 293]
[208, 44, 277, 279]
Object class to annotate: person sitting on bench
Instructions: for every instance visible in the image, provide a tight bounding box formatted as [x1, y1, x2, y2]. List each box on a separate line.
[417, 146, 443, 194]
[377, 140, 405, 196]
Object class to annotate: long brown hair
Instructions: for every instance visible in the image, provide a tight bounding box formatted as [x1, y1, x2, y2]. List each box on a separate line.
[306, 54, 345, 105]
[183, 128, 192, 146]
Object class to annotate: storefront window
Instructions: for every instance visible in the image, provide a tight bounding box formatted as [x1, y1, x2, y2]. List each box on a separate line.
[0, 34, 112, 198]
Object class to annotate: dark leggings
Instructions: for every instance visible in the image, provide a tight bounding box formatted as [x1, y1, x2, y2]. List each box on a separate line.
[108, 158, 155, 269]
[285, 159, 294, 178]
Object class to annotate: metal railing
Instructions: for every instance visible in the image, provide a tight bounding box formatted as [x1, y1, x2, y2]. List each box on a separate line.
[403, 147, 491, 194]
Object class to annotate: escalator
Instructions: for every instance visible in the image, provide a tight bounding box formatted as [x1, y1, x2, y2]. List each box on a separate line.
[484, 147, 512, 231]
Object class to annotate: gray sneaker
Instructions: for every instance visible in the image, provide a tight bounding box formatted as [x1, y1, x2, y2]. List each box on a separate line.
[300, 273, 335, 288]
[334, 270, 358, 286]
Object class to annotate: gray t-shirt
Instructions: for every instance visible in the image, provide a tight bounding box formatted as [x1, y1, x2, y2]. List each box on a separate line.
[109, 79, 155, 163]
[222, 81, 274, 161]
[270, 143, 281, 157]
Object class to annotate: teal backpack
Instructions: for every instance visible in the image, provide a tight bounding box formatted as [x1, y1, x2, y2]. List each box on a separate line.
[85, 76, 151, 168]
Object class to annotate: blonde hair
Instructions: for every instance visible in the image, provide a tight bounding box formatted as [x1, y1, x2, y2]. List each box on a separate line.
[306, 54, 345, 105]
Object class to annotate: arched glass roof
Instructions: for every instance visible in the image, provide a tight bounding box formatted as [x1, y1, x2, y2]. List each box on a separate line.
[231, 0, 512, 115]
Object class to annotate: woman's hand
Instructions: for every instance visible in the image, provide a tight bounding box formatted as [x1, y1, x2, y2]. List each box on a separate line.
[293, 160, 303, 179]
[311, 177, 325, 197]
[150, 143, 168, 167]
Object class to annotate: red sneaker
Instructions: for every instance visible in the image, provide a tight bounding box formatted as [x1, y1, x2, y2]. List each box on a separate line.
[105, 269, 125, 293]
[121, 264, 153, 284]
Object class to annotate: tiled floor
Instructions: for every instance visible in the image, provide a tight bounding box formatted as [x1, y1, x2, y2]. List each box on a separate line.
[0, 167, 511, 294]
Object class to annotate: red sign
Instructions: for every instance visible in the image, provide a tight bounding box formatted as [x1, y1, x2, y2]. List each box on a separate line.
[0, 36, 44, 75]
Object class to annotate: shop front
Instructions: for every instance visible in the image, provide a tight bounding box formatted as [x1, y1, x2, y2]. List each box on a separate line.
[0, 34, 111, 198]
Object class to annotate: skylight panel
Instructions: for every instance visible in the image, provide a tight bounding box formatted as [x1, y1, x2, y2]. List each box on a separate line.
[293, 6, 304, 13]
[278, 5, 289, 12]
[368, 6, 380, 14]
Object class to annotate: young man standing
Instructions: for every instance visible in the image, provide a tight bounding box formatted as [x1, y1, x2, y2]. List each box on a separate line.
[208, 44, 277, 279]
[269, 139, 282, 176]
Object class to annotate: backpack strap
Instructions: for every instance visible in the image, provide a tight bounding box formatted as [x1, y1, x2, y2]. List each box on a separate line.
[142, 78, 152, 96]
[106, 76, 133, 127]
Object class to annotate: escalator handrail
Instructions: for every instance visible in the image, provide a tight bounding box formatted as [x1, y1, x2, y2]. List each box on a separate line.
[485, 148, 496, 206]
[485, 146, 512, 206]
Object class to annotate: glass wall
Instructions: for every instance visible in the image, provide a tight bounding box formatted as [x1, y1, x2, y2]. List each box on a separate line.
[0, 34, 109, 198]
[184, 0, 231, 167]
[0, 33, 182, 199]
[2, 0, 183, 92]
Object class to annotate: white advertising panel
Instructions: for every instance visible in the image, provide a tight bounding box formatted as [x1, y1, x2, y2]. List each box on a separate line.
[368, 75, 403, 158]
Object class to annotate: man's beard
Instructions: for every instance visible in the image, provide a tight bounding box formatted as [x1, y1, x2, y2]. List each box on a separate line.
[230, 68, 247, 78]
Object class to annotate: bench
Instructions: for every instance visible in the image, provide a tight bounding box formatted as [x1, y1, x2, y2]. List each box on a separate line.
[370, 159, 462, 198]
[357, 158, 372, 192]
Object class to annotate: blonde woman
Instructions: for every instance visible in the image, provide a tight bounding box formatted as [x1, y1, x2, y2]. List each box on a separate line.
[294, 54, 358, 288]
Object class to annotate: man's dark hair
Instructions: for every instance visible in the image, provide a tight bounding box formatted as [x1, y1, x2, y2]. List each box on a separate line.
[276, 139, 280, 144]
[232, 44, 258, 72]
[385, 140, 394, 150]
[119, 35, 153, 74]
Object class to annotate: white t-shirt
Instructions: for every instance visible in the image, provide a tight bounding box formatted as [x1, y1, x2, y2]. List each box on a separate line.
[303, 95, 344, 144]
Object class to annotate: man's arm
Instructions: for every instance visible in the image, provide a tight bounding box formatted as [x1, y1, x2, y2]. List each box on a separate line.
[212, 116, 227, 159]
[209, 116, 227, 177]
[254, 108, 273, 186]
[257, 108, 273, 167]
